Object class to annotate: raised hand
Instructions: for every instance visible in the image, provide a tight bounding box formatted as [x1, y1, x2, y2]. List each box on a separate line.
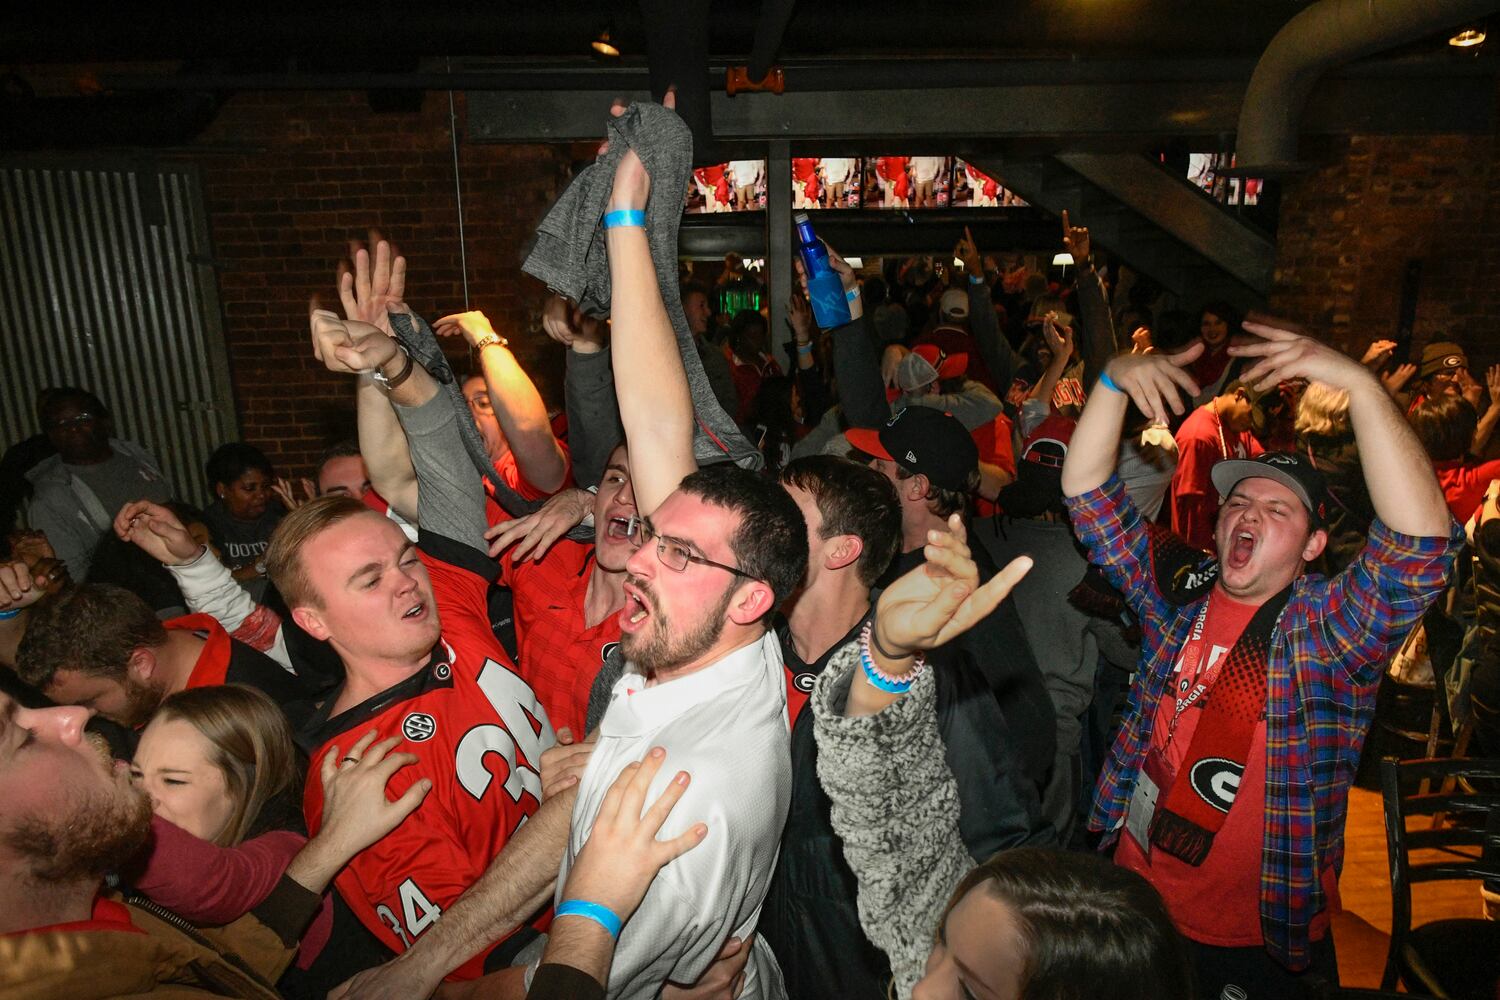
[873, 515, 1032, 659]
[881, 344, 909, 390]
[434, 310, 499, 348]
[1102, 346, 1205, 426]
[271, 477, 316, 512]
[115, 500, 203, 566]
[1487, 365, 1500, 406]
[955, 226, 983, 278]
[1131, 326, 1154, 354]
[337, 236, 408, 337]
[559, 747, 706, 928]
[1061, 209, 1091, 267]
[1360, 339, 1397, 369]
[1382, 362, 1417, 397]
[1232, 316, 1377, 393]
[1459, 367, 1484, 409]
[788, 291, 814, 345]
[541, 294, 608, 354]
[1042, 312, 1073, 362]
[310, 307, 402, 376]
[484, 488, 593, 561]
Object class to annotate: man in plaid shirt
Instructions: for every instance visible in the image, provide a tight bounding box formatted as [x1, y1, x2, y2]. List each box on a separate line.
[1061, 319, 1460, 997]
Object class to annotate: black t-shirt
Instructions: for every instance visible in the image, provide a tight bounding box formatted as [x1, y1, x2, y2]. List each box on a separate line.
[202, 500, 284, 573]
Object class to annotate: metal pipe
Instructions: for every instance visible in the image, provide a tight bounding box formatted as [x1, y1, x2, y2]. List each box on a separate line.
[1235, 0, 1500, 174]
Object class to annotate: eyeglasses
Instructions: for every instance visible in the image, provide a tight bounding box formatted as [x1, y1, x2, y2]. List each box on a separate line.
[637, 518, 758, 581]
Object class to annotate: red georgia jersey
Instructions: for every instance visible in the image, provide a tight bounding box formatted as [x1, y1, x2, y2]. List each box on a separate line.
[299, 532, 555, 980]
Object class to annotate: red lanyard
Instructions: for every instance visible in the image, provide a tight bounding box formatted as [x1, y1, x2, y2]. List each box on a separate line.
[1168, 601, 1228, 734]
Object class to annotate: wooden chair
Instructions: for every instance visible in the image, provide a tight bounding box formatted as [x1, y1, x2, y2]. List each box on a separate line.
[1379, 755, 1500, 998]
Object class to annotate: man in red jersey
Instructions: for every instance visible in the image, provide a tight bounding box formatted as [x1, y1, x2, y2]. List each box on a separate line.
[489, 445, 637, 739]
[267, 293, 556, 981]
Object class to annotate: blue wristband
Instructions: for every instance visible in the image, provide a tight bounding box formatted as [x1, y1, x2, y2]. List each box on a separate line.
[556, 900, 623, 939]
[0, 608, 20, 621]
[603, 209, 646, 230]
[968, 274, 985, 286]
[1098, 370, 1124, 394]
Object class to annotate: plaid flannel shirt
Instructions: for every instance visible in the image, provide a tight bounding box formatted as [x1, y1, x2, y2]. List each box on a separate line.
[1067, 475, 1460, 969]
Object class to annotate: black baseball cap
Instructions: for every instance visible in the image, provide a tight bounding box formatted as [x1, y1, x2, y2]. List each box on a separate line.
[1210, 452, 1331, 528]
[846, 406, 979, 493]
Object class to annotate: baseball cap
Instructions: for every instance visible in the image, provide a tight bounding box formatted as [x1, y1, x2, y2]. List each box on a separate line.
[997, 412, 1075, 518]
[939, 288, 969, 321]
[1418, 340, 1468, 381]
[1209, 451, 1331, 528]
[846, 406, 979, 493]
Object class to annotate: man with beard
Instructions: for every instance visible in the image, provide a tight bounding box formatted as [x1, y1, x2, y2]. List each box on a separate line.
[0, 693, 427, 996]
[332, 107, 806, 1000]
[16, 581, 310, 729]
[1061, 320, 1459, 997]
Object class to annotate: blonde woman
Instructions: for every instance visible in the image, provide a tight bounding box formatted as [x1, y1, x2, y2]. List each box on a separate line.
[1296, 381, 1372, 575]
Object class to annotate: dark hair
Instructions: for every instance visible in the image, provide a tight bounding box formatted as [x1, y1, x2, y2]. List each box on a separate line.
[1410, 394, 1478, 463]
[316, 439, 362, 473]
[680, 281, 710, 305]
[677, 464, 809, 609]
[16, 583, 167, 690]
[780, 456, 900, 587]
[728, 309, 768, 359]
[941, 848, 1193, 1000]
[205, 442, 274, 489]
[893, 464, 978, 520]
[863, 276, 888, 309]
[1196, 300, 1239, 332]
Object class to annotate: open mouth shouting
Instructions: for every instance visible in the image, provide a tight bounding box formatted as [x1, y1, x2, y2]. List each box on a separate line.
[400, 600, 429, 623]
[620, 578, 654, 634]
[1225, 527, 1257, 571]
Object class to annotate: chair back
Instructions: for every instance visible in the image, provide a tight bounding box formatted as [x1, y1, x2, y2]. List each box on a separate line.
[1377, 755, 1500, 990]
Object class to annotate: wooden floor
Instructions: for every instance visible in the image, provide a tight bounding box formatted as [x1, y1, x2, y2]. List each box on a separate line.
[1331, 785, 1490, 988]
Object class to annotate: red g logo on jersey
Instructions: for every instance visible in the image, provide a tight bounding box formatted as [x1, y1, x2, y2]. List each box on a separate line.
[402, 712, 438, 742]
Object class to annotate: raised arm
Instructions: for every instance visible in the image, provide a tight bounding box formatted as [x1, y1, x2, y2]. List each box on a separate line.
[1234, 319, 1451, 538]
[435, 310, 569, 493]
[808, 243, 888, 429]
[545, 294, 621, 489]
[338, 241, 419, 519]
[957, 227, 1023, 394]
[1061, 347, 1203, 498]
[1062, 211, 1119, 386]
[606, 146, 696, 514]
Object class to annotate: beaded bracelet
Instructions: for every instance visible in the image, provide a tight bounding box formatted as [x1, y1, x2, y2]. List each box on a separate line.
[603, 209, 647, 230]
[859, 620, 926, 694]
[1097, 369, 1124, 394]
[555, 899, 623, 939]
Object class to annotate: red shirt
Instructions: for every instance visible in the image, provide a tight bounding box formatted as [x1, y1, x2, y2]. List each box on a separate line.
[4, 896, 143, 938]
[299, 534, 554, 979]
[1115, 589, 1334, 946]
[502, 540, 622, 738]
[487, 442, 574, 505]
[167, 614, 308, 715]
[1434, 457, 1500, 523]
[1170, 403, 1262, 552]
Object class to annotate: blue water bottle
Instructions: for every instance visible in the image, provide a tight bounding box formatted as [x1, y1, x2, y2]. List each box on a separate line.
[794, 212, 853, 329]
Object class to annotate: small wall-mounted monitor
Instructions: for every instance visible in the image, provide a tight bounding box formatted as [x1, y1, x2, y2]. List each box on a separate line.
[952, 160, 1028, 208]
[790, 157, 863, 209]
[686, 160, 767, 213]
[863, 156, 953, 209]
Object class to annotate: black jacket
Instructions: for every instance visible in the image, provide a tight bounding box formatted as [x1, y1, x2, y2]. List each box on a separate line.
[759, 614, 1051, 999]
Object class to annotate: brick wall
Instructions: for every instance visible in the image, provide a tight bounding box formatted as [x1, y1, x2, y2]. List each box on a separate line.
[177, 90, 572, 475]
[1268, 131, 1500, 370]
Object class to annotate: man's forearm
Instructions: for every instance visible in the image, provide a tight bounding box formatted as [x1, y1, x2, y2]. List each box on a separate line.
[393, 789, 573, 980]
[1061, 373, 1130, 497]
[478, 344, 568, 493]
[358, 375, 420, 520]
[1347, 375, 1452, 537]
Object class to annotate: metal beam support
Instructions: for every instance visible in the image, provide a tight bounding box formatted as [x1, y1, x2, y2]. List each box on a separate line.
[467, 75, 1489, 143]
[766, 141, 792, 374]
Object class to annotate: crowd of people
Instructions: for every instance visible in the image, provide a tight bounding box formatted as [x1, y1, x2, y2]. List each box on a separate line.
[0, 98, 1490, 1000]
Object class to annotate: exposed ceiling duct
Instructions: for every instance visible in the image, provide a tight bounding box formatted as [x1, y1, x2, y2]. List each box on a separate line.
[1234, 0, 1500, 174]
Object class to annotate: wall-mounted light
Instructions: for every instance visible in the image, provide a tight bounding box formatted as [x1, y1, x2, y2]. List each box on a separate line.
[591, 28, 621, 58]
[1052, 252, 1075, 266]
[1450, 27, 1486, 48]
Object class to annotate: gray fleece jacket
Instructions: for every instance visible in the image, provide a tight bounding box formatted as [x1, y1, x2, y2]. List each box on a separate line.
[810, 642, 971, 1000]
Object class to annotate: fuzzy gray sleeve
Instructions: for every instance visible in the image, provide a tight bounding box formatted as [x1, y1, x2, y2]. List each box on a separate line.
[810, 641, 972, 1000]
